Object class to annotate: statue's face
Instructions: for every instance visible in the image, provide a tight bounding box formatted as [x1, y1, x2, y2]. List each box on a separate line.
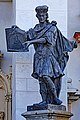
[37, 13, 47, 23]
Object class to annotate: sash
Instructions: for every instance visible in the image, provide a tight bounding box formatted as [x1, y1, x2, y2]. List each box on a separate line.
[29, 23, 54, 40]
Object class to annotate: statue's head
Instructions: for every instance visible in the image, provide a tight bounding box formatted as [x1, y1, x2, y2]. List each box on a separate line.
[35, 5, 49, 23]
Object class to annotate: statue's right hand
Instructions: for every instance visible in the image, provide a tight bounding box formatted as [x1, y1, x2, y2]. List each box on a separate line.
[23, 43, 30, 52]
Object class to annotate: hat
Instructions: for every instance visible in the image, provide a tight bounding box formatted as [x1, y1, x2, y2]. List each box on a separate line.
[35, 5, 48, 14]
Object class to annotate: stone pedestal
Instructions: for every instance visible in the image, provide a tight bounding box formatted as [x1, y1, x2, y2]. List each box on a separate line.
[22, 104, 73, 120]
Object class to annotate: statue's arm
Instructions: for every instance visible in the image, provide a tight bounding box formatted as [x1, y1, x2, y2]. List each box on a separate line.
[23, 38, 46, 44]
[62, 36, 78, 52]
[22, 38, 46, 49]
[11, 26, 46, 50]
[23, 29, 56, 46]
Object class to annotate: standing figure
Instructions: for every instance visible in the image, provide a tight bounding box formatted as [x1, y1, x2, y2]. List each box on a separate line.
[6, 5, 77, 106]
[23, 5, 77, 106]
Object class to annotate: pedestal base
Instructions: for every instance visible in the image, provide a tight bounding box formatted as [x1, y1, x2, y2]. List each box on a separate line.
[22, 104, 73, 120]
[27, 104, 66, 111]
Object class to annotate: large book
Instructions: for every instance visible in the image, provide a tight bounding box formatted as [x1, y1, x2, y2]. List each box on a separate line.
[5, 26, 28, 52]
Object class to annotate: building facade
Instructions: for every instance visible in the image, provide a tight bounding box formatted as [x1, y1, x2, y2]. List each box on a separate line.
[0, 0, 80, 120]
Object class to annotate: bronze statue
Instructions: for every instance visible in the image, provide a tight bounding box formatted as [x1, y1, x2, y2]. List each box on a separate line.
[5, 5, 77, 107]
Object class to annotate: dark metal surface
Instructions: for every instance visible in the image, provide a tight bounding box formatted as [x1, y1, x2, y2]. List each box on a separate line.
[5, 27, 28, 52]
[5, 5, 77, 107]
[27, 104, 66, 111]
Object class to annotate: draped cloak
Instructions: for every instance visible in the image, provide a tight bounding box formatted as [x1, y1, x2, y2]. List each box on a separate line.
[27, 21, 77, 79]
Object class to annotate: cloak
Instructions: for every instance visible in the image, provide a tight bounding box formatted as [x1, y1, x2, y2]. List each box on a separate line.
[27, 21, 77, 79]
[55, 28, 77, 72]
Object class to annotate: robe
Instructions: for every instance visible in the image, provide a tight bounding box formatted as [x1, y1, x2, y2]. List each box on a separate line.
[27, 21, 77, 79]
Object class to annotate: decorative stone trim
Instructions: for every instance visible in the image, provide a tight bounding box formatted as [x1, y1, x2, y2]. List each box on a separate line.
[22, 109, 73, 120]
[0, 112, 4, 120]
[5, 94, 12, 102]
[0, 51, 12, 120]
[67, 77, 80, 113]
[67, 89, 80, 112]
[0, 51, 3, 69]
[0, 0, 12, 2]
[0, 68, 12, 120]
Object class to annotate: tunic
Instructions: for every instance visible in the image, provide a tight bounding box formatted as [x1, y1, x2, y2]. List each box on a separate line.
[27, 21, 77, 79]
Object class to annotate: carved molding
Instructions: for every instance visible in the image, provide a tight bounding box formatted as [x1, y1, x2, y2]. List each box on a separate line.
[0, 112, 4, 120]
[0, 85, 4, 90]
[67, 89, 80, 112]
[0, 51, 12, 120]
[0, 66, 12, 120]
[0, 0, 12, 2]
[68, 93, 80, 103]
[0, 51, 3, 69]
[67, 78, 80, 112]
[5, 94, 12, 102]
[0, 68, 12, 94]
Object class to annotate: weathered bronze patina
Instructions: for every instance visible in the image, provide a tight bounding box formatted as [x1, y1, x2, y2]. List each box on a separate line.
[5, 5, 77, 108]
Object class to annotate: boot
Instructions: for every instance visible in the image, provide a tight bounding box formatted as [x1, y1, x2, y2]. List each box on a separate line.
[51, 88, 62, 105]
[33, 79, 47, 107]
[52, 98, 62, 105]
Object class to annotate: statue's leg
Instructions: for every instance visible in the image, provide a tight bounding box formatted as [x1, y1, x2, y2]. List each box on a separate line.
[39, 78, 47, 103]
[42, 75, 57, 98]
[43, 75, 62, 105]
[33, 77, 47, 106]
[54, 77, 62, 98]
[47, 88, 54, 104]
[39, 78, 53, 104]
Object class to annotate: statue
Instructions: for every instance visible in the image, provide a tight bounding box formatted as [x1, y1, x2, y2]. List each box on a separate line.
[5, 5, 77, 107]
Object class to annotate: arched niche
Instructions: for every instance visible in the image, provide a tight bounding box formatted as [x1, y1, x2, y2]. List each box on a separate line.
[0, 69, 12, 120]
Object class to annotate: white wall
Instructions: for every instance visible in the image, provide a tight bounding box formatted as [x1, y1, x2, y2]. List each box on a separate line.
[67, 0, 80, 120]
[14, 0, 68, 120]
[67, 0, 80, 90]
[71, 99, 80, 120]
[67, 0, 80, 39]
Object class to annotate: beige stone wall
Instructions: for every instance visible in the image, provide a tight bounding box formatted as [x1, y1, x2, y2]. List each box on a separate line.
[0, 89, 5, 112]
[0, 1, 16, 75]
[0, 0, 16, 119]
[0, 67, 12, 120]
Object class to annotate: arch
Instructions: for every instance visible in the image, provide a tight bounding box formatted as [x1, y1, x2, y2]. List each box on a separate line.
[0, 70, 12, 120]
[0, 70, 11, 94]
